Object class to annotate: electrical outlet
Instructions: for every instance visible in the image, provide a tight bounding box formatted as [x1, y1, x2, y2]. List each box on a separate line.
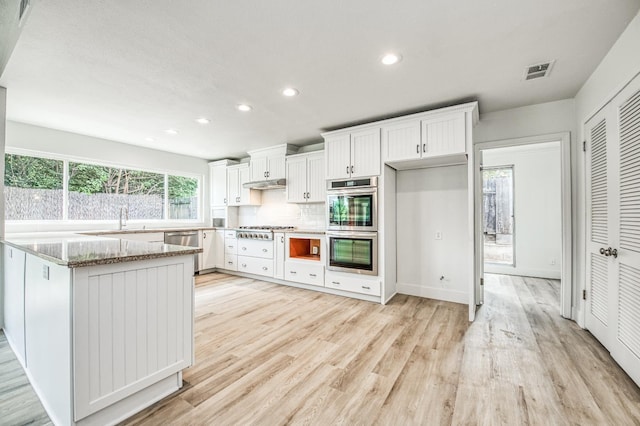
[435, 231, 442, 240]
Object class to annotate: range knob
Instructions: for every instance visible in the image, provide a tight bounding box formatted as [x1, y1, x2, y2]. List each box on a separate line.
[251, 233, 258, 239]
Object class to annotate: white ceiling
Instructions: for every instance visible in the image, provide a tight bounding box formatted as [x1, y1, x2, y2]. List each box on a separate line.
[1, 0, 639, 160]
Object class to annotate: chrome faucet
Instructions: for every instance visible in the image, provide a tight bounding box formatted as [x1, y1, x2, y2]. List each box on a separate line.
[119, 206, 129, 230]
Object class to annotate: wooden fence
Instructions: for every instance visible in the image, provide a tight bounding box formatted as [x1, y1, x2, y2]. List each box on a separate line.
[4, 187, 197, 220]
[483, 175, 513, 236]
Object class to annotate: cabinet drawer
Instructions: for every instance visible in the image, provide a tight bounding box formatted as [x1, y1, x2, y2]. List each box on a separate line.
[223, 254, 238, 271]
[285, 261, 324, 287]
[224, 241, 238, 254]
[225, 230, 238, 239]
[238, 256, 274, 278]
[325, 271, 380, 296]
[237, 240, 273, 259]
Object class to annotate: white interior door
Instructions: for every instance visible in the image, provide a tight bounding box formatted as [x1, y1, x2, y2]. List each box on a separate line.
[585, 73, 640, 387]
[472, 148, 484, 321]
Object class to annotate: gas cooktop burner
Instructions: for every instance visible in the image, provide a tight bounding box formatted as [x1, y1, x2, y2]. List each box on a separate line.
[238, 226, 296, 230]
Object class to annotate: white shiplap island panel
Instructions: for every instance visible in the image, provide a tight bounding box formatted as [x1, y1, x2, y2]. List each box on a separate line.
[73, 258, 194, 422]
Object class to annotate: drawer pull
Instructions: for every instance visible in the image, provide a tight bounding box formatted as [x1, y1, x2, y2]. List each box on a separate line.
[228, 245, 234, 248]
[362, 286, 370, 290]
[262, 248, 268, 252]
[290, 271, 297, 274]
[228, 261, 233, 264]
[242, 263, 247, 267]
[309, 273, 316, 277]
[262, 267, 268, 271]
[242, 247, 247, 250]
[332, 281, 340, 285]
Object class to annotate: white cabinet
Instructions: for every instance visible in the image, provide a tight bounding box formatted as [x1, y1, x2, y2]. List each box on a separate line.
[284, 262, 325, 287]
[325, 128, 380, 179]
[274, 232, 285, 280]
[286, 151, 325, 203]
[214, 230, 225, 268]
[201, 229, 216, 270]
[237, 239, 273, 259]
[236, 238, 275, 278]
[248, 144, 298, 181]
[325, 271, 381, 296]
[238, 257, 274, 277]
[227, 163, 261, 206]
[209, 159, 237, 207]
[223, 231, 238, 271]
[382, 112, 466, 164]
[3, 244, 27, 367]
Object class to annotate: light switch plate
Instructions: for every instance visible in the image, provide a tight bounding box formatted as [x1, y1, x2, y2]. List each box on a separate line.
[42, 265, 50, 280]
[435, 231, 443, 240]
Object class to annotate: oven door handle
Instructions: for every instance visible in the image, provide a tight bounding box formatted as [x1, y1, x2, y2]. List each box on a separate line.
[326, 187, 376, 196]
[326, 231, 378, 239]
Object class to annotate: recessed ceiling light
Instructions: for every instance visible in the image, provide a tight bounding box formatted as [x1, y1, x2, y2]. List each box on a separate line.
[381, 53, 402, 65]
[237, 104, 252, 112]
[165, 129, 179, 135]
[145, 137, 155, 142]
[195, 117, 211, 124]
[282, 87, 299, 97]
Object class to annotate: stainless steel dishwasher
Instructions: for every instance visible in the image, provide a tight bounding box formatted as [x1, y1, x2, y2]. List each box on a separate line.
[164, 230, 200, 272]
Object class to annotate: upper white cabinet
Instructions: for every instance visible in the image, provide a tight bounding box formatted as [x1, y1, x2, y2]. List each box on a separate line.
[286, 151, 325, 203]
[324, 128, 380, 180]
[248, 144, 298, 181]
[227, 163, 261, 206]
[209, 159, 237, 207]
[421, 112, 466, 157]
[382, 120, 422, 161]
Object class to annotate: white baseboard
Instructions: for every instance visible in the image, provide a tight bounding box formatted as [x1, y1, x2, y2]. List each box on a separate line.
[396, 283, 467, 304]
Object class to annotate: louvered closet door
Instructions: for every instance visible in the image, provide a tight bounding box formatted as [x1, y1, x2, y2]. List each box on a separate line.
[585, 107, 616, 347]
[610, 77, 640, 386]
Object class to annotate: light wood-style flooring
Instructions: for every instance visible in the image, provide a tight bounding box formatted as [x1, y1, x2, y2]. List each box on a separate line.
[2, 273, 640, 425]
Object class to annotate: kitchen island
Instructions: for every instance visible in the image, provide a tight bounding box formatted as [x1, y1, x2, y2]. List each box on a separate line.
[2, 235, 200, 426]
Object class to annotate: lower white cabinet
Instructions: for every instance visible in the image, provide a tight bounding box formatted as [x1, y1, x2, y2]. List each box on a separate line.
[238, 256, 274, 278]
[223, 232, 238, 271]
[201, 230, 216, 270]
[325, 271, 381, 296]
[214, 230, 225, 268]
[285, 261, 325, 287]
[3, 244, 27, 367]
[274, 233, 285, 280]
[237, 239, 273, 259]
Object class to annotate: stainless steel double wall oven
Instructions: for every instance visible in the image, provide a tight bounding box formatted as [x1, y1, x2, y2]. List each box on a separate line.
[326, 177, 378, 275]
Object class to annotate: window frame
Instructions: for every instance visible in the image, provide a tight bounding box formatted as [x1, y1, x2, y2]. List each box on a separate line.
[4, 148, 204, 227]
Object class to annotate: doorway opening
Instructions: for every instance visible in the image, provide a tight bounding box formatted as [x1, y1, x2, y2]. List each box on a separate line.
[474, 133, 572, 319]
[482, 166, 514, 266]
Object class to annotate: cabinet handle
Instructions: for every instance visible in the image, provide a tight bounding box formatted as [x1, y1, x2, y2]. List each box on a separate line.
[224, 198, 227, 204]
[306, 192, 310, 199]
[267, 171, 270, 178]
[228, 245, 234, 248]
[309, 273, 316, 277]
[242, 247, 247, 250]
[423, 143, 426, 153]
[332, 281, 340, 285]
[228, 261, 233, 264]
[346, 166, 349, 175]
[362, 286, 370, 290]
[264, 171, 267, 178]
[351, 165, 354, 173]
[262, 248, 268, 252]
[416, 144, 420, 154]
[303, 192, 307, 199]
[262, 266, 268, 271]
[281, 236, 284, 243]
[242, 263, 247, 267]
[203, 233, 206, 239]
[290, 271, 297, 274]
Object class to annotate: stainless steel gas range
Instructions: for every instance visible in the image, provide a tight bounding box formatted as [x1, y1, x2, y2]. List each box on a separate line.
[235, 226, 295, 240]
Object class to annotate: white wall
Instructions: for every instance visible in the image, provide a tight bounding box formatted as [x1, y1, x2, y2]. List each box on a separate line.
[4, 121, 211, 232]
[573, 10, 640, 325]
[396, 165, 469, 304]
[483, 142, 562, 279]
[1, 87, 6, 329]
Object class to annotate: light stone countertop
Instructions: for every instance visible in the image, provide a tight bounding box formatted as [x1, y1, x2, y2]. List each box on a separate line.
[2, 235, 202, 268]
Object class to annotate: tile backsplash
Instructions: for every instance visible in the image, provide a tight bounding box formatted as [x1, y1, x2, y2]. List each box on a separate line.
[238, 190, 325, 229]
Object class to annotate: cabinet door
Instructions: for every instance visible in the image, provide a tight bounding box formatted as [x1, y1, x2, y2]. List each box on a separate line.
[211, 164, 228, 206]
[274, 233, 285, 280]
[351, 128, 381, 177]
[214, 230, 225, 268]
[325, 134, 351, 179]
[267, 155, 286, 180]
[421, 112, 466, 157]
[286, 156, 307, 203]
[238, 165, 253, 205]
[201, 231, 217, 270]
[3, 245, 27, 367]
[227, 167, 240, 206]
[382, 120, 421, 161]
[250, 156, 268, 181]
[306, 152, 326, 202]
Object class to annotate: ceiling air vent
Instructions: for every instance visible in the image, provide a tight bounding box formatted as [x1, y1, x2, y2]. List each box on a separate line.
[524, 60, 555, 81]
[19, 0, 31, 25]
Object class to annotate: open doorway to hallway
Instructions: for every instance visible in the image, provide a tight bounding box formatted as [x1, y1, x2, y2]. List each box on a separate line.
[481, 141, 563, 307]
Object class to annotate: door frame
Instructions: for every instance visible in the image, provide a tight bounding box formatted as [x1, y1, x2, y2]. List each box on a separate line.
[473, 132, 573, 319]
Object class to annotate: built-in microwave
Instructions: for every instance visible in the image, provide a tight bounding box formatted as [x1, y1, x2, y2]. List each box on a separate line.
[326, 232, 378, 276]
[326, 177, 377, 231]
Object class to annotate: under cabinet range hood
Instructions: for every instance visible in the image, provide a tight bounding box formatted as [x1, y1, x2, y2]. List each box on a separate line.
[242, 178, 286, 190]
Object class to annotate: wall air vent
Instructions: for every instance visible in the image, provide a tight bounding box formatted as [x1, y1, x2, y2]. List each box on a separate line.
[19, 0, 31, 25]
[524, 60, 555, 81]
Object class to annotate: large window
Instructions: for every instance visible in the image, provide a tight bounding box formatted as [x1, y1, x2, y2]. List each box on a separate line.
[4, 153, 64, 220]
[4, 152, 201, 222]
